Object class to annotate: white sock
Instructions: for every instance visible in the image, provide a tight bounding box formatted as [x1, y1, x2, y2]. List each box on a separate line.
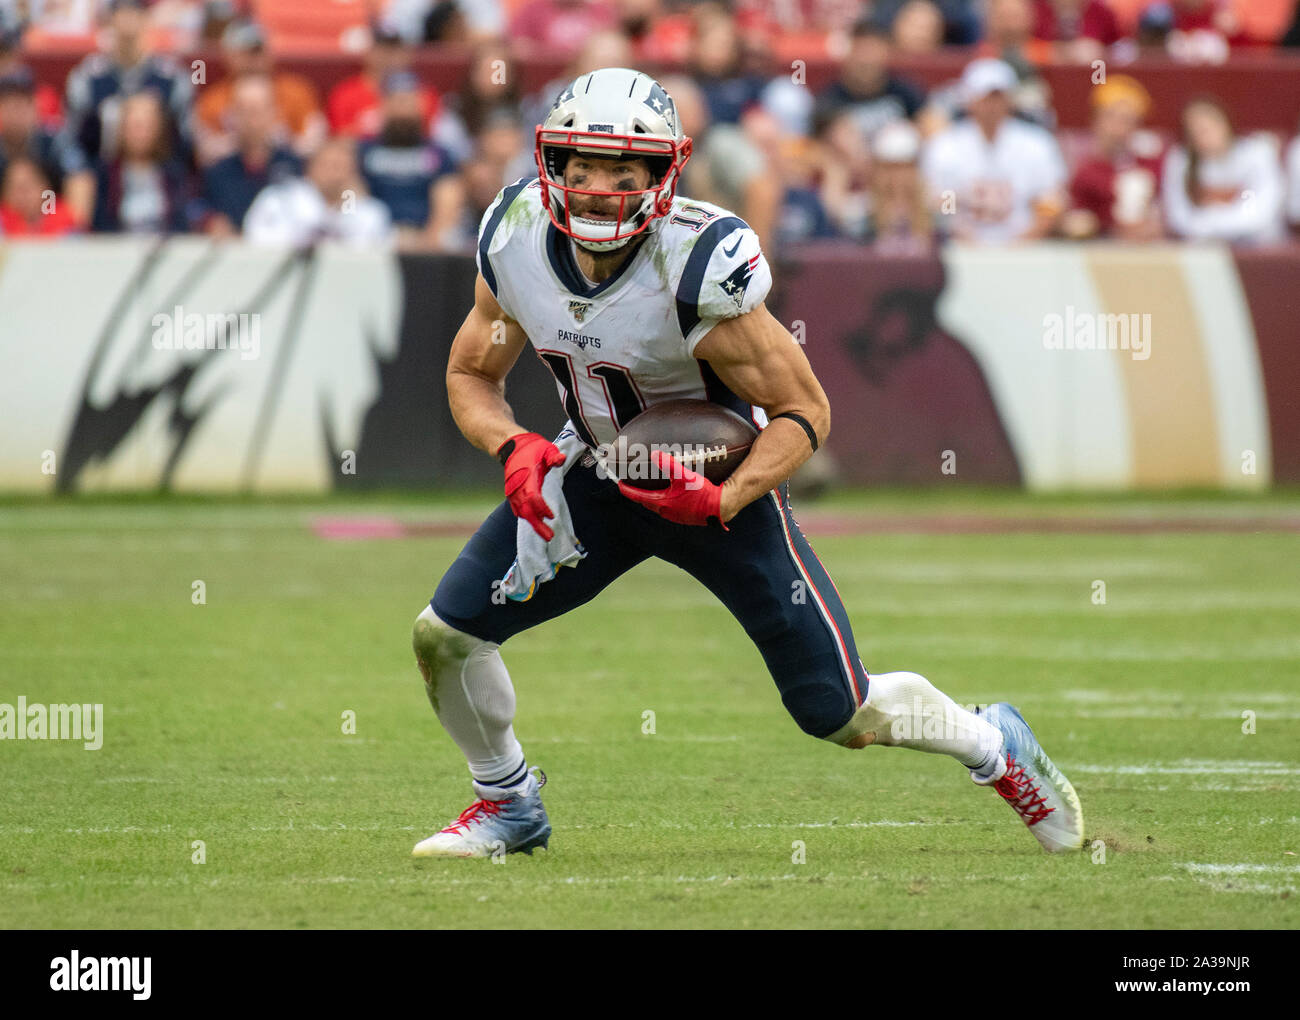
[413, 605, 528, 801]
[838, 671, 1006, 779]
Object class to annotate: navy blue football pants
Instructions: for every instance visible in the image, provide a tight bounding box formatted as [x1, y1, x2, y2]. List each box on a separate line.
[430, 459, 869, 739]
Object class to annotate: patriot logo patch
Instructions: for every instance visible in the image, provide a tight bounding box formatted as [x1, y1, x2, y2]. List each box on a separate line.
[551, 84, 575, 110]
[644, 82, 677, 133]
[718, 254, 761, 311]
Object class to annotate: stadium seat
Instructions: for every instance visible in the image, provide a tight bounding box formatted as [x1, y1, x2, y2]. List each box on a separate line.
[252, 0, 372, 54]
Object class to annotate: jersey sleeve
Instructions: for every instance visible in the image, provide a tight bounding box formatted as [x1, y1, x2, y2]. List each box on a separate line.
[674, 219, 772, 355]
[475, 176, 533, 320]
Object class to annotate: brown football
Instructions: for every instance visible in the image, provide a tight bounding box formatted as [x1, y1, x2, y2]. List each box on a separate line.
[608, 399, 758, 487]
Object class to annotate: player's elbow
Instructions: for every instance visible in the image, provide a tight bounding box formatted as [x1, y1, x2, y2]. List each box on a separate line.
[771, 396, 829, 452]
[446, 362, 502, 399]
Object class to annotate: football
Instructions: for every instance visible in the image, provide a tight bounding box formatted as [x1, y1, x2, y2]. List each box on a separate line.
[607, 399, 758, 486]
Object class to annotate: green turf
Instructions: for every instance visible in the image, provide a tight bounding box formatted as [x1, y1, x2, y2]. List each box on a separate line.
[1, 493, 1297, 929]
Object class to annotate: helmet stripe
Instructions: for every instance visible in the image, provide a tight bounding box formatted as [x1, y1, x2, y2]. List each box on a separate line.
[477, 177, 531, 298]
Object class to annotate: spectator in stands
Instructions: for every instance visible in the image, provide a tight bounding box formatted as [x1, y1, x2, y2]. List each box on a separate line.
[688, 4, 767, 126]
[981, 0, 1053, 66]
[198, 75, 302, 237]
[327, 20, 440, 139]
[0, 68, 94, 226]
[244, 137, 392, 247]
[1031, 0, 1122, 62]
[382, 0, 508, 42]
[64, 0, 193, 163]
[1131, 3, 1177, 51]
[921, 58, 1067, 243]
[476, 106, 532, 184]
[865, 120, 938, 252]
[976, 0, 1056, 126]
[0, 155, 79, 236]
[433, 40, 520, 165]
[90, 90, 192, 233]
[1162, 96, 1285, 243]
[742, 107, 837, 246]
[663, 74, 778, 255]
[0, 24, 63, 128]
[616, 0, 694, 62]
[431, 103, 532, 251]
[194, 1, 242, 46]
[359, 72, 459, 249]
[509, 0, 618, 59]
[815, 20, 925, 146]
[429, 137, 521, 252]
[412, 1, 466, 42]
[1061, 74, 1165, 240]
[816, 109, 873, 240]
[148, 0, 206, 51]
[194, 19, 325, 166]
[874, 0, 982, 44]
[892, 1, 947, 55]
[520, 28, 633, 139]
[1160, 0, 1235, 60]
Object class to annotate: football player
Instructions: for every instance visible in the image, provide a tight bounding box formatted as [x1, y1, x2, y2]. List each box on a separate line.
[411, 68, 1084, 857]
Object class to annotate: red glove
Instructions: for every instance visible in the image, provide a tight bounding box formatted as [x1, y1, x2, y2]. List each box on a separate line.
[498, 432, 567, 541]
[617, 449, 726, 528]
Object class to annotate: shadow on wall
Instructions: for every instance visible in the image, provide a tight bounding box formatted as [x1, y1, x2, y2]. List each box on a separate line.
[769, 248, 1021, 486]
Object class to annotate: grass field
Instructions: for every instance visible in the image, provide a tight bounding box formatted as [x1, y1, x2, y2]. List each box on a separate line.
[1, 489, 1297, 929]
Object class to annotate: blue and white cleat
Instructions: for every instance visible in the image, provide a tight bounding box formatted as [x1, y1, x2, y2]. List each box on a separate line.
[412, 768, 551, 858]
[974, 703, 1084, 854]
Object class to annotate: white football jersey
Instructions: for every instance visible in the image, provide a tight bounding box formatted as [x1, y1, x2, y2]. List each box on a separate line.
[1162, 135, 1286, 244]
[476, 177, 773, 450]
[921, 116, 1066, 244]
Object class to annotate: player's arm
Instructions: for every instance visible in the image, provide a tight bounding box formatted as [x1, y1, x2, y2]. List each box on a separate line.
[447, 273, 567, 540]
[446, 273, 531, 455]
[691, 303, 830, 522]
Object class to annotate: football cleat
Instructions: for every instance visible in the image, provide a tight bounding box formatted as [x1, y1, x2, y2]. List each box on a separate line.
[973, 703, 1084, 853]
[412, 768, 551, 858]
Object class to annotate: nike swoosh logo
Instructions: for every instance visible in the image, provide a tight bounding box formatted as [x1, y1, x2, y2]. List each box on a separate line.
[722, 236, 742, 258]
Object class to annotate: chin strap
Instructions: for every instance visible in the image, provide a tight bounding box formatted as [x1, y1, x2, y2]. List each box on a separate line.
[572, 229, 635, 254]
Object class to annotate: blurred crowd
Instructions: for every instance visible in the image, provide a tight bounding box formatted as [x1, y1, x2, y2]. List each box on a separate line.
[2, 0, 1300, 252]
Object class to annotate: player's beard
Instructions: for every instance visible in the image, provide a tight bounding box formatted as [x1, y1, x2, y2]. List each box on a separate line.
[568, 194, 632, 227]
[566, 192, 651, 259]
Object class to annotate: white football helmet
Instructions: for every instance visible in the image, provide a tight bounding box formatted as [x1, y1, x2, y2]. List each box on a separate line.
[535, 67, 693, 252]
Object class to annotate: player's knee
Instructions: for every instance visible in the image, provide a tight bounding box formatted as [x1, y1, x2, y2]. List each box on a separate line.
[781, 680, 857, 742]
[820, 672, 931, 749]
[412, 605, 478, 672]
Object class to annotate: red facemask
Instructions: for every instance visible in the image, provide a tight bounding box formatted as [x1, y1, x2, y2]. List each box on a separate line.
[535, 126, 693, 247]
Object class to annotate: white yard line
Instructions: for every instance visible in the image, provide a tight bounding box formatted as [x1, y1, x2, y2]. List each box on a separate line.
[0, 818, 954, 836]
[1178, 863, 1300, 875]
[1072, 761, 1300, 776]
[1065, 690, 1300, 704]
[1176, 863, 1300, 896]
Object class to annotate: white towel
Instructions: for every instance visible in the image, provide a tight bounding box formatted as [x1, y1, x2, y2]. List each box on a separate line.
[499, 426, 588, 602]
